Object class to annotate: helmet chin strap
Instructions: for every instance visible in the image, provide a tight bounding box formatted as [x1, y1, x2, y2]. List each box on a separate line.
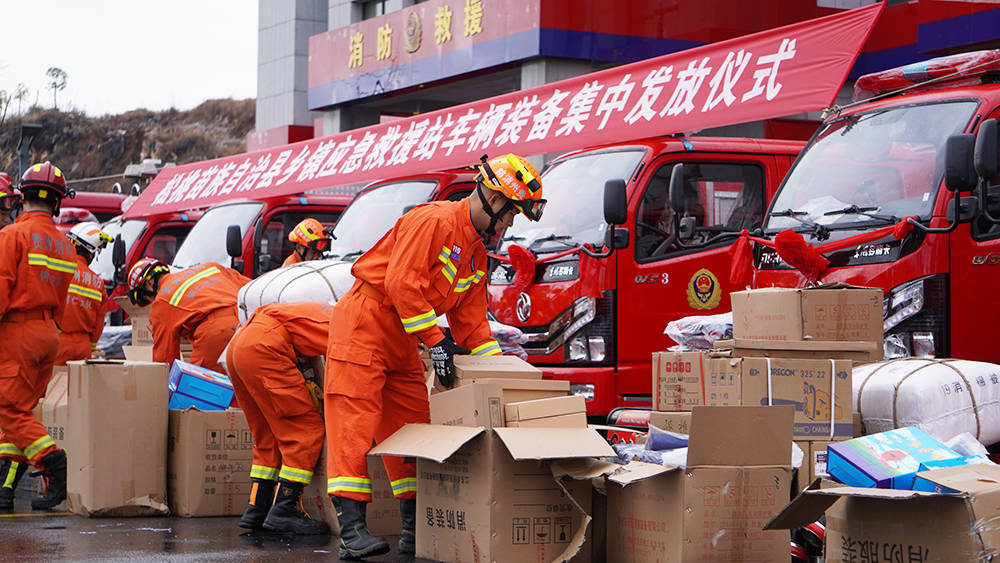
[476, 183, 516, 239]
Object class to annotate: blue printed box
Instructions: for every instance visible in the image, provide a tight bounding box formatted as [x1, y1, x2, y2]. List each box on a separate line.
[911, 456, 996, 493]
[827, 426, 961, 489]
[168, 360, 234, 411]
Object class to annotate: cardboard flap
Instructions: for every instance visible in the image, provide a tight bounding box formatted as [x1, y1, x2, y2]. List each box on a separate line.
[493, 427, 615, 460]
[113, 295, 146, 317]
[550, 458, 620, 481]
[368, 424, 485, 463]
[763, 484, 842, 530]
[688, 406, 793, 467]
[915, 464, 1000, 495]
[606, 460, 679, 486]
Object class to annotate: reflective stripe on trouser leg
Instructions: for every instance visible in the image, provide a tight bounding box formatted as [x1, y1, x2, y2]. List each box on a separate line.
[0, 443, 24, 458]
[250, 465, 279, 480]
[24, 435, 56, 462]
[278, 465, 313, 485]
[390, 477, 417, 497]
[327, 476, 373, 498]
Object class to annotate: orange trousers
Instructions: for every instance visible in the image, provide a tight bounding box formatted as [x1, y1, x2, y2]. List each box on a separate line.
[55, 331, 91, 366]
[325, 287, 428, 502]
[226, 314, 324, 485]
[0, 315, 60, 465]
[190, 309, 240, 374]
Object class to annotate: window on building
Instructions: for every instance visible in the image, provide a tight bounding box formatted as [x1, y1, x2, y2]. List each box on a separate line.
[362, 0, 387, 19]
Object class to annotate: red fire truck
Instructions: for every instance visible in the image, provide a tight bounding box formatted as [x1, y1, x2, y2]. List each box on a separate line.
[753, 50, 1000, 364]
[487, 135, 804, 415]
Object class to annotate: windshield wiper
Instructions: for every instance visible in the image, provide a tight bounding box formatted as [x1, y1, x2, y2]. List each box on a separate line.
[823, 205, 899, 224]
[341, 250, 365, 260]
[501, 234, 525, 242]
[528, 234, 576, 251]
[769, 208, 830, 241]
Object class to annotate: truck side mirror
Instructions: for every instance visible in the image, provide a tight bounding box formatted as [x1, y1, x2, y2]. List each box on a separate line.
[975, 118, 998, 180]
[226, 225, 242, 258]
[603, 179, 627, 225]
[945, 133, 976, 192]
[112, 234, 126, 286]
[668, 163, 685, 211]
[678, 216, 697, 240]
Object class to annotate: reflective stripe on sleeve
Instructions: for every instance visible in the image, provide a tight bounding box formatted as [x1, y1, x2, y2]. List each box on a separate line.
[24, 435, 55, 460]
[470, 340, 502, 356]
[454, 270, 485, 293]
[401, 310, 437, 333]
[0, 443, 24, 457]
[68, 283, 104, 301]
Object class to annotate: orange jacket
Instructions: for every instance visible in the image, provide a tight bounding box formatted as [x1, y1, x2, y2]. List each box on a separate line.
[60, 254, 108, 344]
[251, 301, 334, 357]
[0, 211, 77, 324]
[282, 252, 302, 267]
[150, 262, 250, 365]
[350, 198, 499, 355]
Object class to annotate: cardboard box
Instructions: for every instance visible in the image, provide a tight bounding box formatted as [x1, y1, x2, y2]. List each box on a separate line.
[66, 360, 170, 517]
[606, 406, 795, 562]
[766, 464, 1000, 562]
[646, 411, 692, 434]
[300, 444, 402, 537]
[853, 411, 863, 438]
[114, 295, 154, 347]
[39, 367, 69, 450]
[827, 426, 961, 489]
[712, 338, 883, 363]
[651, 351, 706, 411]
[505, 395, 586, 428]
[794, 440, 841, 487]
[371, 424, 615, 563]
[730, 285, 883, 343]
[705, 356, 854, 439]
[454, 354, 543, 381]
[430, 379, 570, 428]
[168, 359, 235, 411]
[167, 408, 253, 517]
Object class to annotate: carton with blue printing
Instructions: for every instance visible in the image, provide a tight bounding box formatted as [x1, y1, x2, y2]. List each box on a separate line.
[911, 456, 996, 492]
[827, 426, 962, 489]
[168, 359, 235, 410]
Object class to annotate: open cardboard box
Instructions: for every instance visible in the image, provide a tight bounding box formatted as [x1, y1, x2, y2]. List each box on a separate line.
[371, 424, 614, 562]
[430, 378, 570, 427]
[766, 464, 1000, 562]
[730, 284, 883, 343]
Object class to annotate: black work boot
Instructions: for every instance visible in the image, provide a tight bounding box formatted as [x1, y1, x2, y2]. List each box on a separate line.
[398, 498, 416, 555]
[238, 478, 278, 530]
[31, 449, 67, 510]
[262, 479, 330, 535]
[332, 495, 390, 560]
[0, 458, 28, 510]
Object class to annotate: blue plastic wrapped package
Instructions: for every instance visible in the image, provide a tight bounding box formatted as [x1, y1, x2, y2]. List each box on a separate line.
[645, 424, 689, 451]
[612, 442, 664, 465]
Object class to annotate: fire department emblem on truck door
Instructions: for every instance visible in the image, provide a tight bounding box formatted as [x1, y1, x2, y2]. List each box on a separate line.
[516, 292, 531, 323]
[687, 268, 721, 310]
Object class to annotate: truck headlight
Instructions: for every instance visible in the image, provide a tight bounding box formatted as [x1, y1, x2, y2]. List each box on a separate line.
[882, 275, 948, 359]
[883, 279, 925, 333]
[570, 383, 595, 401]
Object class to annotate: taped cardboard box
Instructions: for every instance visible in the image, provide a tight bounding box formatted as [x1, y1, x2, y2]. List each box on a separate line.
[651, 351, 707, 411]
[66, 360, 170, 517]
[114, 295, 154, 347]
[168, 408, 253, 517]
[429, 354, 543, 394]
[606, 406, 794, 562]
[766, 464, 1000, 563]
[371, 424, 615, 563]
[505, 395, 587, 428]
[730, 285, 883, 343]
[430, 378, 570, 428]
[712, 338, 883, 363]
[705, 356, 854, 439]
[647, 411, 692, 434]
[39, 367, 69, 451]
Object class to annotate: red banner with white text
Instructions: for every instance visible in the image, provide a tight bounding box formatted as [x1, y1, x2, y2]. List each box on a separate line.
[126, 3, 883, 218]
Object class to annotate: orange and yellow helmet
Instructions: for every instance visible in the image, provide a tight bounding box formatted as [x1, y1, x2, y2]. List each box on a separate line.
[475, 154, 546, 221]
[288, 218, 333, 251]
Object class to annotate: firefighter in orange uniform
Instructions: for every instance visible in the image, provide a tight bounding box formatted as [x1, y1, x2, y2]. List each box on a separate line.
[0, 173, 16, 230]
[0, 162, 79, 511]
[126, 258, 250, 373]
[283, 218, 333, 267]
[55, 222, 112, 365]
[325, 154, 545, 558]
[227, 301, 332, 535]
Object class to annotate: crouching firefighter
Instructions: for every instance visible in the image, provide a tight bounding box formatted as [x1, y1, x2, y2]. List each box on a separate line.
[324, 154, 545, 559]
[0, 162, 79, 510]
[227, 301, 333, 535]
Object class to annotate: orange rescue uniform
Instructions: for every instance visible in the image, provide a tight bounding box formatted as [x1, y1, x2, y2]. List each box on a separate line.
[226, 301, 331, 485]
[325, 198, 501, 502]
[55, 254, 107, 365]
[150, 262, 250, 373]
[282, 252, 302, 267]
[0, 211, 77, 465]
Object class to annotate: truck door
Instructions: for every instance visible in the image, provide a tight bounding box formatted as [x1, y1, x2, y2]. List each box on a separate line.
[254, 209, 342, 276]
[617, 156, 771, 393]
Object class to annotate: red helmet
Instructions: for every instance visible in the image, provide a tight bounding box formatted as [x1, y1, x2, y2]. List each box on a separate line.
[126, 257, 170, 306]
[21, 162, 73, 200]
[0, 173, 17, 211]
[288, 218, 333, 252]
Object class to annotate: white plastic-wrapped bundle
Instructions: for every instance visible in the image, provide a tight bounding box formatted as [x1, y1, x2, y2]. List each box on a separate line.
[854, 358, 1000, 444]
[236, 260, 356, 324]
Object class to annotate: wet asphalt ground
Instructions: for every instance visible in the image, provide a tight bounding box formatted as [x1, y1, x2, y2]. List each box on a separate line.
[0, 487, 427, 562]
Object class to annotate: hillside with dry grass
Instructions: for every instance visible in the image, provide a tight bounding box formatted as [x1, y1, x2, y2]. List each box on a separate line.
[0, 98, 254, 192]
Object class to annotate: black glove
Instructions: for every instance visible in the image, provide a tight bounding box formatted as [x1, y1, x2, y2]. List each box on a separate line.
[429, 336, 471, 389]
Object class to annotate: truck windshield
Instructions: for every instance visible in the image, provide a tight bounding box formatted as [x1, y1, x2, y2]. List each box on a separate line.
[500, 149, 645, 254]
[765, 100, 977, 238]
[91, 218, 147, 281]
[326, 180, 436, 259]
[172, 202, 263, 268]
